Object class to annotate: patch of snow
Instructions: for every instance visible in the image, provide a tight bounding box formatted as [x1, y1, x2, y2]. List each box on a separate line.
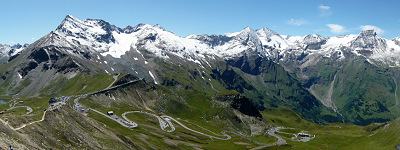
[257, 28, 291, 49]
[43, 48, 51, 64]
[284, 35, 304, 43]
[10, 47, 25, 56]
[226, 32, 240, 37]
[133, 57, 138, 60]
[322, 34, 356, 49]
[387, 39, 400, 51]
[66, 72, 77, 79]
[102, 32, 137, 58]
[148, 71, 158, 84]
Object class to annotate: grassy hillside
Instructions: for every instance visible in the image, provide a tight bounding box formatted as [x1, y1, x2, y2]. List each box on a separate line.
[1, 71, 399, 149]
[286, 54, 400, 126]
[40, 73, 115, 96]
[333, 58, 397, 125]
[261, 108, 400, 150]
[77, 79, 276, 149]
[220, 55, 340, 124]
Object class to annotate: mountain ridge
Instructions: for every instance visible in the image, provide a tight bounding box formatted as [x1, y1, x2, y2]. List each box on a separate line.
[2, 15, 400, 126]
[6, 15, 400, 68]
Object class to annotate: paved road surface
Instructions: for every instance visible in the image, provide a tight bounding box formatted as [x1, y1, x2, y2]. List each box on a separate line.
[0, 99, 33, 116]
[90, 108, 137, 128]
[251, 127, 288, 149]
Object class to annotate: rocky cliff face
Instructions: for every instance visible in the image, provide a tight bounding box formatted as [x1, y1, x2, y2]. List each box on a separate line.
[302, 34, 328, 50]
[214, 93, 262, 118]
[351, 30, 387, 51]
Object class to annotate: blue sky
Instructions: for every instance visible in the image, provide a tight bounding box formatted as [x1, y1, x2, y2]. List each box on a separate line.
[0, 0, 399, 44]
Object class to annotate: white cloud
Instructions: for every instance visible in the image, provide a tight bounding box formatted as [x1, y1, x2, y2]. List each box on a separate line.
[360, 25, 384, 35]
[9, 41, 16, 44]
[318, 5, 330, 10]
[287, 19, 307, 26]
[318, 4, 332, 17]
[31, 38, 35, 40]
[326, 24, 348, 34]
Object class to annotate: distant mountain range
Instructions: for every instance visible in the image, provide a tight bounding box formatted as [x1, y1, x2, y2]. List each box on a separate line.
[2, 15, 400, 125]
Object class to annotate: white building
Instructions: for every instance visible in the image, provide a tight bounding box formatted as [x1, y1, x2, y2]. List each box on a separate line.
[107, 111, 114, 115]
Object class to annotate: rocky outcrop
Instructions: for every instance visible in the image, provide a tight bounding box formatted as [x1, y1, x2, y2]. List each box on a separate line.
[214, 93, 262, 118]
[302, 34, 327, 50]
[112, 73, 139, 86]
[350, 30, 387, 51]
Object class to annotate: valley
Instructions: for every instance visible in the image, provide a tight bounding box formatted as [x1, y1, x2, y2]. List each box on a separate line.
[0, 14, 399, 149]
[0, 72, 399, 149]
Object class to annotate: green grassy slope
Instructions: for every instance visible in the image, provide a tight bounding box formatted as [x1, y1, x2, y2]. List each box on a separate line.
[40, 73, 115, 96]
[261, 108, 400, 150]
[334, 58, 397, 125]
[77, 79, 276, 149]
[220, 55, 340, 124]
[289, 54, 400, 126]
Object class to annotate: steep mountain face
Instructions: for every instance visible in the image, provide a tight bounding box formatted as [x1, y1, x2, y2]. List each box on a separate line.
[0, 44, 11, 63]
[54, 15, 212, 61]
[350, 30, 387, 51]
[0, 44, 28, 63]
[393, 37, 400, 46]
[274, 31, 400, 125]
[301, 34, 328, 50]
[2, 15, 400, 125]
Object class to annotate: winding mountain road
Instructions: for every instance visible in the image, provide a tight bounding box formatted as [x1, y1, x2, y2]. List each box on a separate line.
[122, 111, 173, 132]
[0, 75, 287, 147]
[266, 127, 287, 145]
[70, 78, 289, 146]
[90, 108, 137, 128]
[0, 106, 32, 115]
[0, 100, 33, 116]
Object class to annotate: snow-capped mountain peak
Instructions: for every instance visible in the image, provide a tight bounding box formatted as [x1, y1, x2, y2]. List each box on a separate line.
[24, 15, 400, 67]
[0, 44, 11, 54]
[0, 43, 28, 63]
[234, 27, 259, 42]
[300, 34, 328, 50]
[392, 37, 400, 46]
[302, 34, 327, 44]
[55, 15, 120, 42]
[256, 27, 290, 49]
[47, 15, 214, 61]
[153, 24, 166, 31]
[350, 30, 387, 51]
[257, 27, 279, 37]
[213, 27, 264, 57]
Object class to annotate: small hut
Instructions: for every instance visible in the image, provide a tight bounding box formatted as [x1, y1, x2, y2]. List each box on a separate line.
[107, 111, 114, 115]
